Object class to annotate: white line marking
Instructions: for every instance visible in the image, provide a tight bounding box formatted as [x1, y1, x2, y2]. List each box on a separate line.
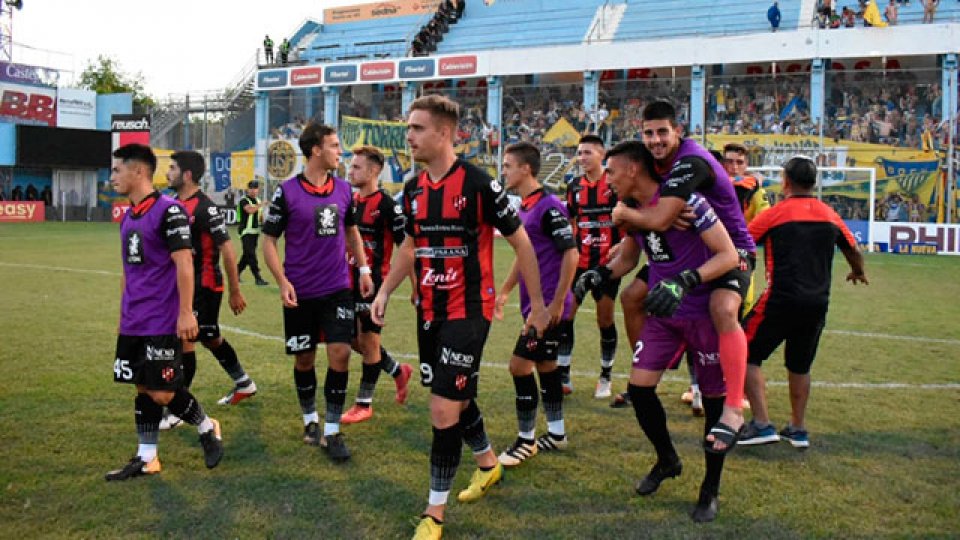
[220, 325, 960, 390]
[6, 262, 960, 348]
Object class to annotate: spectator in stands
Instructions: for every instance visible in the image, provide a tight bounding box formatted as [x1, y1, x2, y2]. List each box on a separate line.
[25, 183, 38, 201]
[11, 185, 23, 201]
[0, 189, 5, 201]
[768, 2, 781, 32]
[41, 185, 52, 206]
[455, 0, 465, 20]
[263, 35, 274, 64]
[884, 0, 898, 24]
[922, 0, 939, 24]
[279, 38, 291, 64]
[863, 0, 888, 26]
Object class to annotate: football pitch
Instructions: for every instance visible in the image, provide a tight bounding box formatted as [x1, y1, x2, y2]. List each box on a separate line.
[1, 222, 958, 539]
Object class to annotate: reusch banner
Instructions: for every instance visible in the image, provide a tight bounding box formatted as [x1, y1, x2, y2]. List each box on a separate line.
[0, 201, 44, 222]
[111, 114, 150, 148]
[56, 87, 97, 129]
[0, 82, 57, 126]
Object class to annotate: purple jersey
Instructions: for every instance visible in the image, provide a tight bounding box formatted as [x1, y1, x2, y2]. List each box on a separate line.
[262, 174, 356, 299]
[120, 192, 192, 335]
[661, 138, 756, 254]
[518, 189, 576, 318]
[633, 192, 718, 319]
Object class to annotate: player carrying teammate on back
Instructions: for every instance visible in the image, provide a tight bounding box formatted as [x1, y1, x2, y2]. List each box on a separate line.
[105, 143, 223, 481]
[565, 135, 623, 398]
[494, 142, 578, 467]
[262, 123, 374, 462]
[340, 145, 414, 424]
[371, 95, 550, 540]
[164, 151, 257, 427]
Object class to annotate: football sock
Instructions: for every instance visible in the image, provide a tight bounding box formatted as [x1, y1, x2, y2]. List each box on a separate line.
[356, 362, 380, 406]
[703, 396, 726, 495]
[135, 393, 161, 460]
[294, 367, 317, 416]
[166, 388, 209, 431]
[460, 399, 491, 455]
[687, 352, 698, 385]
[211, 339, 249, 383]
[380, 347, 401, 377]
[718, 329, 748, 408]
[539, 369, 565, 436]
[557, 320, 573, 374]
[324, 368, 348, 436]
[628, 383, 677, 462]
[181, 351, 197, 389]
[600, 324, 617, 379]
[513, 374, 539, 439]
[429, 424, 463, 506]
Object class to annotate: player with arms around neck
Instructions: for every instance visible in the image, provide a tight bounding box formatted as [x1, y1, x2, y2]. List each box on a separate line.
[494, 142, 579, 467]
[261, 123, 374, 463]
[340, 145, 414, 425]
[599, 141, 739, 522]
[165, 150, 257, 422]
[371, 95, 550, 540]
[106, 143, 223, 481]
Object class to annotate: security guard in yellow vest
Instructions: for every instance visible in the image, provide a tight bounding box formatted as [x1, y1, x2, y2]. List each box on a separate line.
[237, 180, 269, 286]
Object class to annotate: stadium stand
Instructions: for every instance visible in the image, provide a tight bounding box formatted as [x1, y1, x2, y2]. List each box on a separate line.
[615, 0, 801, 41]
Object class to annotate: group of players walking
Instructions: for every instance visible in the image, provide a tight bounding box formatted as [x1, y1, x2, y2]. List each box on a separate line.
[106, 94, 867, 538]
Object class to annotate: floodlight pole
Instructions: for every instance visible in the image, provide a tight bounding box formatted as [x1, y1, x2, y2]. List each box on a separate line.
[0, 1, 14, 62]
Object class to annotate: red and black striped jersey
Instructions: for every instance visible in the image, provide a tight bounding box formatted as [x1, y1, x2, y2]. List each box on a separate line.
[402, 159, 521, 323]
[749, 195, 857, 311]
[180, 191, 230, 292]
[565, 172, 622, 269]
[351, 188, 405, 287]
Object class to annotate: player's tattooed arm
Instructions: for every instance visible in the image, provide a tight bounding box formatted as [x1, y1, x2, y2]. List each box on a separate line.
[171, 249, 199, 341]
[346, 225, 374, 298]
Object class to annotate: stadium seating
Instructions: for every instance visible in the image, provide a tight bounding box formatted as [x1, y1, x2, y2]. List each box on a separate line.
[294, 15, 427, 63]
[614, 0, 800, 41]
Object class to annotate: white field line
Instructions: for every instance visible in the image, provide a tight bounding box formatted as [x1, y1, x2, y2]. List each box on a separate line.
[4, 261, 960, 360]
[219, 325, 960, 391]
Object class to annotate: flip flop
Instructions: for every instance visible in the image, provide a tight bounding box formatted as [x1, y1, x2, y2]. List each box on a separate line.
[703, 422, 744, 455]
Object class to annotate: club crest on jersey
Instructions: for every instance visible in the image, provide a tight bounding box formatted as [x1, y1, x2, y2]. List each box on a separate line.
[644, 231, 674, 262]
[453, 195, 468, 212]
[125, 231, 143, 265]
[314, 204, 340, 237]
[490, 180, 502, 193]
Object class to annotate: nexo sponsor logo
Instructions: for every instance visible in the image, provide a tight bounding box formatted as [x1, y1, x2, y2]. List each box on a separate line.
[399, 59, 435, 79]
[257, 70, 288, 88]
[291, 68, 322, 86]
[325, 65, 358, 83]
[438, 55, 478, 76]
[360, 61, 396, 82]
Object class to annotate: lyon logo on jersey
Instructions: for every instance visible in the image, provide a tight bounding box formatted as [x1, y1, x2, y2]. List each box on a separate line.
[314, 204, 340, 237]
[125, 231, 143, 265]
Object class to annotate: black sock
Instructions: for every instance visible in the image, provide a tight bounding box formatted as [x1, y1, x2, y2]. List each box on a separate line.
[294, 367, 317, 416]
[628, 383, 677, 463]
[356, 362, 380, 406]
[211, 340, 248, 383]
[538, 369, 564, 428]
[181, 351, 197, 389]
[324, 368, 348, 425]
[166, 388, 206, 426]
[380, 346, 400, 377]
[600, 324, 617, 379]
[702, 396, 726, 495]
[135, 393, 162, 446]
[430, 424, 463, 495]
[460, 399, 491, 454]
[557, 320, 573, 375]
[513, 374, 539, 436]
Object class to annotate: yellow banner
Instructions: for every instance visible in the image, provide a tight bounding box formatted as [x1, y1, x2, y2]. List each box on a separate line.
[230, 148, 255, 189]
[340, 115, 408, 156]
[543, 117, 581, 148]
[152, 149, 173, 188]
[325, 1, 441, 24]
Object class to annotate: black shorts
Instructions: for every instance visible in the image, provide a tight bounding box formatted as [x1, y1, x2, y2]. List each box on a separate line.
[283, 289, 354, 354]
[512, 322, 566, 363]
[634, 264, 650, 283]
[114, 334, 183, 390]
[743, 304, 827, 375]
[353, 280, 382, 335]
[193, 287, 222, 342]
[574, 268, 621, 302]
[417, 318, 490, 401]
[713, 250, 755, 298]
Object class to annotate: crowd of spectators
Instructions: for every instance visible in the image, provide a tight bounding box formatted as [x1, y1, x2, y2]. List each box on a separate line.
[411, 0, 465, 56]
[812, 0, 945, 28]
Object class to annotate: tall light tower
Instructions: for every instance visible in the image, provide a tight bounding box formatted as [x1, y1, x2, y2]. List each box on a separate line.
[0, 0, 23, 63]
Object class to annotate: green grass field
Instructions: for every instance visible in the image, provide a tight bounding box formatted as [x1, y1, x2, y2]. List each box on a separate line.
[1, 222, 958, 539]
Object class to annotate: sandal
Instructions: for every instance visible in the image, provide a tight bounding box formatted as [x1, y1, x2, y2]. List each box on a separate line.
[703, 422, 744, 455]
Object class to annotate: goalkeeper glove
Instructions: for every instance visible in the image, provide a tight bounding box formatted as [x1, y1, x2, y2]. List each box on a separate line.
[573, 266, 612, 304]
[643, 269, 701, 317]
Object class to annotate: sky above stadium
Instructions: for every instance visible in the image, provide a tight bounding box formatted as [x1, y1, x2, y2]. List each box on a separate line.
[12, 0, 377, 98]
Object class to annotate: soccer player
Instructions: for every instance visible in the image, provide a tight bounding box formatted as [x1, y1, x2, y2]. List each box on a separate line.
[261, 123, 374, 462]
[565, 135, 623, 398]
[370, 95, 549, 540]
[738, 157, 867, 448]
[583, 141, 739, 522]
[165, 151, 257, 423]
[106, 143, 223, 481]
[494, 142, 578, 466]
[610, 101, 754, 451]
[340, 145, 414, 425]
[237, 180, 269, 286]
